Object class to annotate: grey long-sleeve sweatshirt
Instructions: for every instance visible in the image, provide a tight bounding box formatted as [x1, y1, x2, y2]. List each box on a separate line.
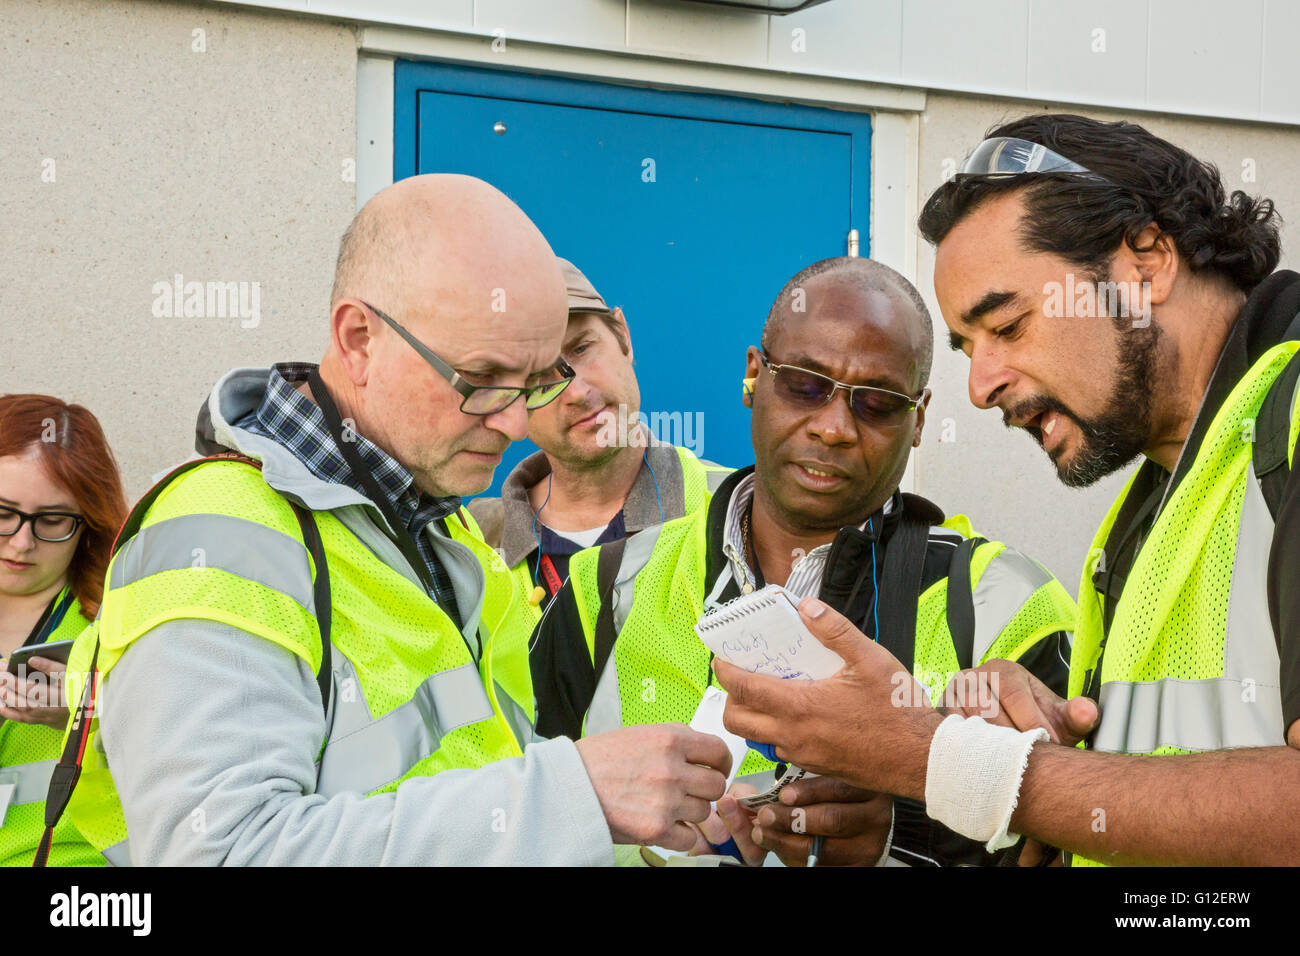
[94, 367, 616, 865]
[102, 620, 612, 865]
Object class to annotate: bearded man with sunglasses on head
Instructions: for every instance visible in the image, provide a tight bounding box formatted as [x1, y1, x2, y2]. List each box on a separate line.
[532, 256, 1076, 866]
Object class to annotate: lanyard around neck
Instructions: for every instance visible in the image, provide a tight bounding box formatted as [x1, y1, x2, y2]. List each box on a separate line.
[306, 370, 440, 599]
[23, 587, 75, 648]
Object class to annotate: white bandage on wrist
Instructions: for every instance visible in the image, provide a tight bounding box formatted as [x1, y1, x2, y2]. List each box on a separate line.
[924, 714, 1048, 853]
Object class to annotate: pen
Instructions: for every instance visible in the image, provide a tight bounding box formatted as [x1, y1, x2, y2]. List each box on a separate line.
[808, 834, 824, 868]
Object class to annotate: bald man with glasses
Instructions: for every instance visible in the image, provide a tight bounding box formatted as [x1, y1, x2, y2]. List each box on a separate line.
[46, 174, 731, 867]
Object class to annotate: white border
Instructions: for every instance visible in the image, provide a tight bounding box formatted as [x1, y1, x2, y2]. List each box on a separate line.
[869, 111, 921, 492]
[356, 54, 396, 210]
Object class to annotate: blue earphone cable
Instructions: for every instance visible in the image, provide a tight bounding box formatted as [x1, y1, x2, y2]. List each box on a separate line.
[530, 472, 553, 587]
[531, 452, 664, 590]
[868, 515, 880, 642]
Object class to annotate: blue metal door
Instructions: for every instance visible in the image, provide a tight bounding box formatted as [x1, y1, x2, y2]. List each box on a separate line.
[395, 61, 871, 496]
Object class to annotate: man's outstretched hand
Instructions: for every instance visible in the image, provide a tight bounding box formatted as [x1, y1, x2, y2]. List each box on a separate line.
[939, 659, 1099, 745]
[713, 597, 943, 799]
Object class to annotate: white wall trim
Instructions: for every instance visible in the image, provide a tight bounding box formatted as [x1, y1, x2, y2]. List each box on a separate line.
[356, 53, 395, 210]
[869, 110, 922, 493]
[868, 111, 919, 284]
[358, 24, 925, 114]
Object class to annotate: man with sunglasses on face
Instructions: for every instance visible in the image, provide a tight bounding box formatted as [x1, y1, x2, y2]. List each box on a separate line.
[533, 255, 1076, 866]
[49, 174, 732, 866]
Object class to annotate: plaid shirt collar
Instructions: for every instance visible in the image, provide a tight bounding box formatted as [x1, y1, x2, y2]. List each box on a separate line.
[248, 362, 461, 528]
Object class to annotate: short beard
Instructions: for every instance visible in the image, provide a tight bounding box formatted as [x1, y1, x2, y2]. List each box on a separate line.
[1006, 275, 1162, 488]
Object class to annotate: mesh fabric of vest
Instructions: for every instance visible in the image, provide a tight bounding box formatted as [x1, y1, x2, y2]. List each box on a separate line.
[0, 593, 101, 867]
[1068, 341, 1300, 866]
[570, 505, 1077, 779]
[64, 460, 520, 856]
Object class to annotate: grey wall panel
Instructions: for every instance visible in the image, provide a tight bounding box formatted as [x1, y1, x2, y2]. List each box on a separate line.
[476, 0, 627, 49]
[901, 0, 1031, 95]
[2, 0, 356, 500]
[1261, 0, 1300, 122]
[627, 0, 769, 64]
[1028, 0, 1150, 106]
[1147, 0, 1263, 118]
[767, 0, 903, 80]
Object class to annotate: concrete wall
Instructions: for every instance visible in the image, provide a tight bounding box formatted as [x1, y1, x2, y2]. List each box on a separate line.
[7, 0, 1299, 586]
[1, 0, 356, 499]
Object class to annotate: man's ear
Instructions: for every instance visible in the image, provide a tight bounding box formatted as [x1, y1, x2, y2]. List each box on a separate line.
[743, 347, 763, 408]
[332, 299, 374, 385]
[1117, 224, 1179, 311]
[612, 306, 633, 363]
[912, 388, 931, 447]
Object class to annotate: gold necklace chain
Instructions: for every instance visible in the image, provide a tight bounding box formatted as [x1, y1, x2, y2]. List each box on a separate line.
[739, 503, 757, 594]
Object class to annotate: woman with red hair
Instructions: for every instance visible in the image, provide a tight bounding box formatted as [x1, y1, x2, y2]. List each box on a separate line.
[0, 394, 126, 866]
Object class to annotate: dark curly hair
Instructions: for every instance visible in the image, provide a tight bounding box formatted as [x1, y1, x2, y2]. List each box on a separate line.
[918, 114, 1281, 293]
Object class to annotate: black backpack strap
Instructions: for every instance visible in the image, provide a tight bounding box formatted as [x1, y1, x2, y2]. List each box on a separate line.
[33, 456, 334, 866]
[33, 640, 100, 867]
[1255, 350, 1300, 520]
[290, 502, 332, 713]
[874, 514, 931, 677]
[592, 537, 629, 682]
[946, 536, 988, 670]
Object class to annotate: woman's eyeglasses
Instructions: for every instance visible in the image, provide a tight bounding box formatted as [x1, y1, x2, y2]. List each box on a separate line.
[758, 350, 927, 427]
[361, 301, 575, 415]
[0, 506, 84, 543]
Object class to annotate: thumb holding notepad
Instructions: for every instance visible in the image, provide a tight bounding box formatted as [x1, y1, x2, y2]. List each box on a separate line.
[714, 596, 941, 800]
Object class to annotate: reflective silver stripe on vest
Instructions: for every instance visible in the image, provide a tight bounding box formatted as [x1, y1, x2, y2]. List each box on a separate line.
[970, 547, 1053, 664]
[583, 525, 666, 735]
[102, 839, 131, 867]
[316, 661, 494, 797]
[6, 758, 57, 806]
[609, 524, 666, 635]
[703, 464, 731, 495]
[1094, 675, 1284, 753]
[494, 684, 534, 747]
[1093, 465, 1285, 754]
[586, 664, 622, 736]
[110, 513, 315, 611]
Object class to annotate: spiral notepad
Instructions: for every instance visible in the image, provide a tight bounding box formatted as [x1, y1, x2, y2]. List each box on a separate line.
[694, 584, 844, 681]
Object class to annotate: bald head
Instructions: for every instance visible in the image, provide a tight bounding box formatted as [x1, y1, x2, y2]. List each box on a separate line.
[331, 174, 564, 327]
[320, 174, 569, 498]
[763, 257, 934, 387]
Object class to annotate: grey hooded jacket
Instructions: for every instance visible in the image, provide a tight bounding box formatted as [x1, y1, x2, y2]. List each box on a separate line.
[97, 367, 615, 865]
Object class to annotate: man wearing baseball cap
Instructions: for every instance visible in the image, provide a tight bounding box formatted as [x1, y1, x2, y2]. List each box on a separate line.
[468, 257, 730, 729]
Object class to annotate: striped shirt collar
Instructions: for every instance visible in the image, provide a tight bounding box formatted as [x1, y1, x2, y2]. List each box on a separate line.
[720, 472, 894, 599]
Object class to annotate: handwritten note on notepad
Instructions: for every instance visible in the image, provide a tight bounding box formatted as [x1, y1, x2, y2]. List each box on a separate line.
[694, 585, 844, 681]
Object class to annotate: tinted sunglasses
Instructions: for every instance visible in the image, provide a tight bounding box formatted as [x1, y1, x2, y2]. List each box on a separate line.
[758, 350, 927, 427]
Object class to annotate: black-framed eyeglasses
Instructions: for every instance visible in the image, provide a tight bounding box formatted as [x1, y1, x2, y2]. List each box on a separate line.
[0, 505, 84, 543]
[758, 350, 928, 427]
[360, 300, 576, 415]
